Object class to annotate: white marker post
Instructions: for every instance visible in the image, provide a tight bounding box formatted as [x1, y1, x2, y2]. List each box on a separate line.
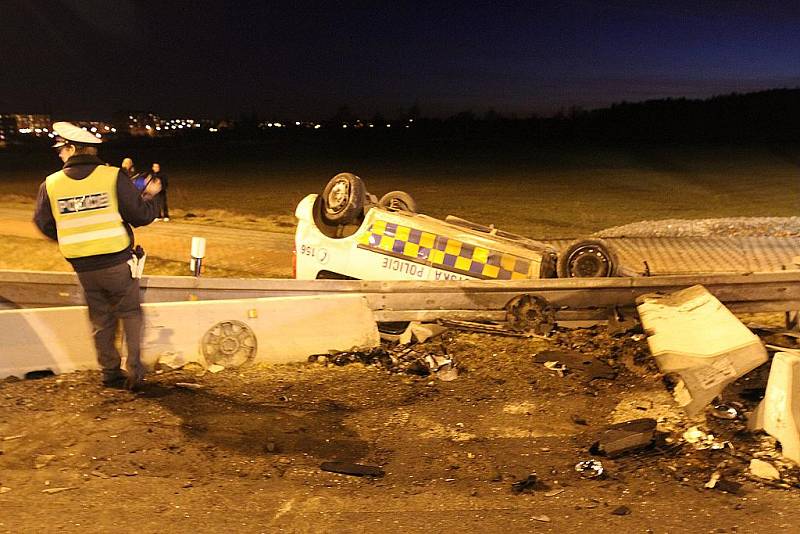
[190, 236, 206, 277]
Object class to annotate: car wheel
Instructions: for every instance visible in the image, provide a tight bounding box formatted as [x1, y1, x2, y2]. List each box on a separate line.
[378, 191, 417, 213]
[557, 238, 619, 278]
[321, 173, 366, 224]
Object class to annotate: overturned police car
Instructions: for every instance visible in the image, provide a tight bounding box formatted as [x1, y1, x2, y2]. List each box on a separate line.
[294, 173, 619, 281]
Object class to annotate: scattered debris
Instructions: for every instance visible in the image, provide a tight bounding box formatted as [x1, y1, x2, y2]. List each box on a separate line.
[91, 470, 110, 479]
[545, 488, 565, 497]
[34, 454, 56, 469]
[637, 285, 767, 415]
[207, 364, 225, 373]
[320, 461, 385, 477]
[749, 459, 781, 481]
[575, 459, 604, 479]
[511, 473, 550, 494]
[606, 307, 639, 337]
[531, 515, 551, 523]
[590, 418, 656, 458]
[571, 414, 588, 426]
[709, 404, 740, 420]
[437, 319, 534, 338]
[175, 382, 205, 391]
[704, 473, 742, 494]
[611, 505, 631, 516]
[0, 487, 11, 494]
[410, 322, 448, 343]
[41, 487, 77, 494]
[682, 426, 729, 450]
[3, 434, 25, 441]
[543, 360, 567, 377]
[534, 350, 616, 380]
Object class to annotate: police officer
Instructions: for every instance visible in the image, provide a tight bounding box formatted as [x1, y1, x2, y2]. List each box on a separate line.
[33, 122, 162, 390]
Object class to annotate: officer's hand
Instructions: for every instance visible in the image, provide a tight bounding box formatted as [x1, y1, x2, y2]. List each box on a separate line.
[142, 177, 162, 200]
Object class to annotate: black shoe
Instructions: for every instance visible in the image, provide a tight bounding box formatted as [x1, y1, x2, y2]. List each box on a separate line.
[126, 372, 144, 391]
[102, 372, 128, 389]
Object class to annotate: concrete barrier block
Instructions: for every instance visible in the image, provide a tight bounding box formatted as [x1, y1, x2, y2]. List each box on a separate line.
[0, 294, 379, 378]
[637, 285, 768, 415]
[748, 351, 800, 464]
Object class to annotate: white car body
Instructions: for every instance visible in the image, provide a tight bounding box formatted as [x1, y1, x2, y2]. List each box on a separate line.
[294, 194, 557, 281]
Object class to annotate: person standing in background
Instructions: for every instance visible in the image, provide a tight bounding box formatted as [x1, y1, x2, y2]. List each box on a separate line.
[150, 162, 169, 221]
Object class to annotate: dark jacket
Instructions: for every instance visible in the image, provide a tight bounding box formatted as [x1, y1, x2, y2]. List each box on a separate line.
[33, 154, 161, 272]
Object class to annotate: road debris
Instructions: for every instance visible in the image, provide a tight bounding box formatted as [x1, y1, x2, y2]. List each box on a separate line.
[611, 505, 631, 516]
[41, 487, 77, 494]
[437, 319, 534, 338]
[175, 382, 205, 391]
[320, 461, 385, 477]
[511, 473, 550, 494]
[34, 454, 56, 469]
[531, 515, 551, 522]
[533, 350, 617, 380]
[575, 459, 605, 479]
[749, 459, 781, 481]
[590, 418, 656, 458]
[709, 403, 740, 420]
[637, 284, 768, 415]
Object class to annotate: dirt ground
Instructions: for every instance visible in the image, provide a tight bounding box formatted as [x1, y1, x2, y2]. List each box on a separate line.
[3, 321, 800, 533]
[2, 208, 800, 533]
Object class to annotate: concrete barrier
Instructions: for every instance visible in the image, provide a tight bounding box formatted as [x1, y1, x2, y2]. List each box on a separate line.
[0, 295, 379, 379]
[637, 284, 768, 415]
[749, 351, 800, 464]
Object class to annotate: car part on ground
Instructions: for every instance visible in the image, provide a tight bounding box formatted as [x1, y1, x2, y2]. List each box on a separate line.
[321, 173, 366, 225]
[557, 238, 619, 278]
[505, 293, 556, 336]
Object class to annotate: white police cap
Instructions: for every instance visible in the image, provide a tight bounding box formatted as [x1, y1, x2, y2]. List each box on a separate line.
[51, 121, 103, 148]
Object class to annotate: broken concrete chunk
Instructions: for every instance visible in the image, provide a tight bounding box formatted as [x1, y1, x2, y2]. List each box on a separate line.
[636, 285, 767, 416]
[590, 418, 656, 458]
[748, 352, 800, 464]
[749, 459, 781, 480]
[410, 322, 448, 343]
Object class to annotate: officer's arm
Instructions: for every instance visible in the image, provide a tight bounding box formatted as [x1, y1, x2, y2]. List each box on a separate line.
[32, 183, 58, 241]
[116, 171, 160, 227]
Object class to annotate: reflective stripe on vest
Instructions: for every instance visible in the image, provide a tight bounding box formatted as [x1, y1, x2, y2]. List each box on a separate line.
[45, 165, 130, 259]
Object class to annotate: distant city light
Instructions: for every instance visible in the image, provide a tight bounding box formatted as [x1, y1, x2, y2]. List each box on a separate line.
[314, 124, 321, 129]
[209, 128, 218, 132]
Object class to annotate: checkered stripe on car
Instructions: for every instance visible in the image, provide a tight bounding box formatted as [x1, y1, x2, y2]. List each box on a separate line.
[356, 219, 532, 279]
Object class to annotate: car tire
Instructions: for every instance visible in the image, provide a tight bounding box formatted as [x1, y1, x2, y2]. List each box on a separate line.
[556, 238, 619, 278]
[378, 191, 417, 213]
[321, 173, 366, 225]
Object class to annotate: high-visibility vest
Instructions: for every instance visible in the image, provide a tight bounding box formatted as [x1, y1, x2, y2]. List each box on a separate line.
[45, 165, 130, 258]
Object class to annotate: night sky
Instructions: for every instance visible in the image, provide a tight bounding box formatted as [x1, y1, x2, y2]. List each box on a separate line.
[2, 1, 799, 120]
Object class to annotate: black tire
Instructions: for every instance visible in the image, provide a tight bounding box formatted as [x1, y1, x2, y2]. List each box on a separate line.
[321, 173, 366, 224]
[378, 191, 417, 213]
[557, 238, 619, 278]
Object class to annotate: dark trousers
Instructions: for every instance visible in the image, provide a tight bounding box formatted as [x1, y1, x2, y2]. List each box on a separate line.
[77, 262, 143, 379]
[159, 190, 169, 218]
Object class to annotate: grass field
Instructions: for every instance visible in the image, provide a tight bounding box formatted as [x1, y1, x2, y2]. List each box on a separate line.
[1, 141, 798, 239]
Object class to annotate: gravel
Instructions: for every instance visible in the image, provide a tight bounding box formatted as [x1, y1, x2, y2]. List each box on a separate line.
[594, 216, 800, 239]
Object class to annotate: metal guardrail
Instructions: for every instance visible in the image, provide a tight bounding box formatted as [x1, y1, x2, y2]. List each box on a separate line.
[1, 269, 798, 322]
